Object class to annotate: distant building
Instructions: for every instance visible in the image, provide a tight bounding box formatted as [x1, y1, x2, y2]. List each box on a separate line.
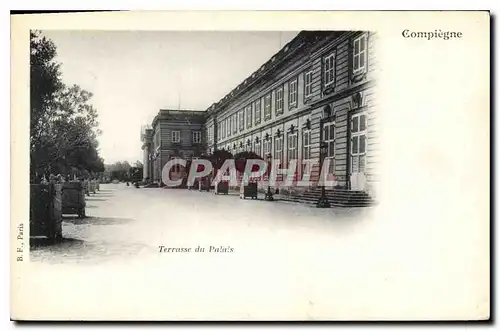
[142, 30, 379, 201]
[141, 110, 205, 184]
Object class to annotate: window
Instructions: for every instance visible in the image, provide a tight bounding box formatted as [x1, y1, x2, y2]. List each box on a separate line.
[254, 140, 261, 157]
[222, 119, 226, 139]
[322, 121, 335, 173]
[324, 52, 335, 87]
[351, 113, 367, 174]
[254, 99, 262, 125]
[353, 34, 368, 75]
[217, 123, 221, 140]
[264, 93, 271, 121]
[275, 87, 284, 116]
[274, 136, 283, 165]
[227, 118, 231, 137]
[289, 78, 298, 108]
[192, 131, 201, 144]
[352, 114, 367, 133]
[302, 129, 311, 173]
[287, 132, 298, 165]
[207, 126, 213, 143]
[246, 105, 252, 129]
[264, 94, 272, 120]
[172, 130, 181, 143]
[304, 70, 313, 98]
[246, 140, 252, 152]
[232, 114, 238, 134]
[351, 114, 367, 154]
[239, 110, 245, 131]
[263, 138, 272, 156]
[172, 164, 181, 173]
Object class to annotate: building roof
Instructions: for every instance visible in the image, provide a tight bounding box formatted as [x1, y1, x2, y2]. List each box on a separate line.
[204, 30, 341, 118]
[151, 109, 205, 129]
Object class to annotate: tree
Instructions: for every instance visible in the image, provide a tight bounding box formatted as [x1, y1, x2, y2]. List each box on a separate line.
[30, 31, 104, 182]
[30, 30, 64, 180]
[104, 161, 134, 181]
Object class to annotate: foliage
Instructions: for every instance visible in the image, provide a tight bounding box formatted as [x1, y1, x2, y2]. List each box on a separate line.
[105, 161, 132, 181]
[30, 31, 104, 182]
[105, 161, 132, 173]
[233, 151, 264, 173]
[208, 150, 233, 169]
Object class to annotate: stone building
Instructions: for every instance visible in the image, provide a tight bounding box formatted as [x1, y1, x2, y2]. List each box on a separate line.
[142, 30, 379, 203]
[141, 109, 205, 184]
[205, 30, 378, 199]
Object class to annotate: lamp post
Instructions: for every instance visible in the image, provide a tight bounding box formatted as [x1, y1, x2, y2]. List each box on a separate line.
[316, 141, 331, 208]
[264, 154, 274, 201]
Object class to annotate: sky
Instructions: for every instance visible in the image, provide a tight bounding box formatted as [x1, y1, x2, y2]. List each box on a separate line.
[42, 30, 298, 164]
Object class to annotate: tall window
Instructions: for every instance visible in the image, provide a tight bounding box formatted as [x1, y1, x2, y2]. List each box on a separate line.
[246, 105, 253, 129]
[254, 140, 261, 157]
[351, 113, 367, 174]
[322, 121, 336, 173]
[264, 94, 272, 120]
[227, 118, 232, 137]
[263, 138, 272, 156]
[232, 114, 238, 134]
[222, 119, 226, 139]
[304, 70, 313, 98]
[239, 110, 245, 131]
[302, 129, 311, 174]
[287, 132, 298, 165]
[254, 99, 261, 125]
[324, 52, 336, 87]
[192, 131, 201, 144]
[275, 87, 284, 116]
[274, 136, 283, 166]
[353, 34, 368, 75]
[217, 123, 221, 140]
[172, 130, 181, 143]
[208, 126, 213, 143]
[289, 78, 298, 108]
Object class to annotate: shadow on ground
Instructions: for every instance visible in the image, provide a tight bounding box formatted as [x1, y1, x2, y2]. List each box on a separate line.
[85, 197, 108, 202]
[30, 237, 84, 250]
[63, 216, 136, 226]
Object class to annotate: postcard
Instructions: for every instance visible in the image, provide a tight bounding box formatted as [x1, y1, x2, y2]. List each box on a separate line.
[10, 11, 490, 321]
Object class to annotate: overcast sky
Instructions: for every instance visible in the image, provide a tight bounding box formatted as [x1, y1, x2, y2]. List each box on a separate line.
[42, 30, 298, 164]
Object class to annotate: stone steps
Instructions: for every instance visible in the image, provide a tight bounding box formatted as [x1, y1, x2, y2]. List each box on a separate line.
[279, 188, 376, 208]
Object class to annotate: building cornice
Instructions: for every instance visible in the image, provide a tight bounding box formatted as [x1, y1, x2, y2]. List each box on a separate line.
[152, 109, 205, 129]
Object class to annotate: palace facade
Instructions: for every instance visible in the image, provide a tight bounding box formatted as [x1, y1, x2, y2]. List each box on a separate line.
[142, 30, 379, 200]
